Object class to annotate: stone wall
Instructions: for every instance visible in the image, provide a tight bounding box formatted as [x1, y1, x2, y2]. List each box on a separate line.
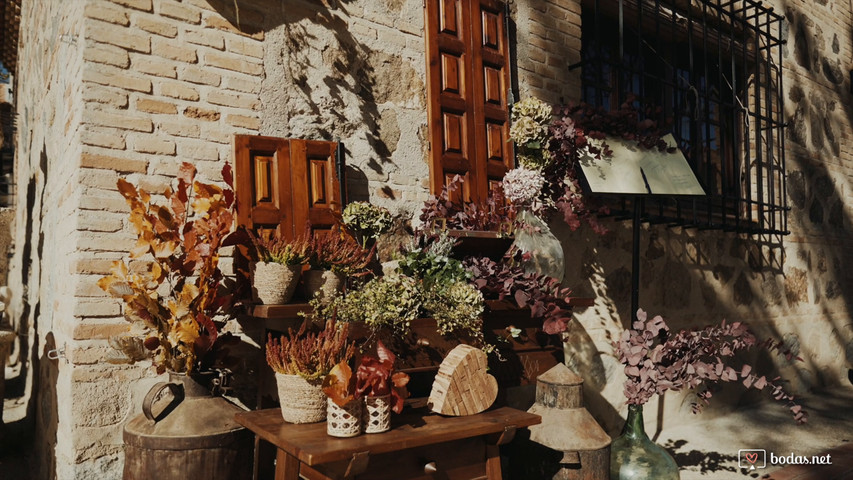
[8, 0, 853, 477]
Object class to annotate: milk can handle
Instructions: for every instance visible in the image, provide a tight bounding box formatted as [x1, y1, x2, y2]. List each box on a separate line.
[142, 382, 182, 422]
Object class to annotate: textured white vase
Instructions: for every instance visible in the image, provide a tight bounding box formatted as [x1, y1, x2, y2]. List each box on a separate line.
[275, 373, 326, 424]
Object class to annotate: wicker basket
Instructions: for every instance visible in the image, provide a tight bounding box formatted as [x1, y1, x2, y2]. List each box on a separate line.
[302, 269, 345, 304]
[326, 398, 362, 437]
[275, 373, 326, 424]
[363, 395, 391, 433]
[252, 262, 301, 305]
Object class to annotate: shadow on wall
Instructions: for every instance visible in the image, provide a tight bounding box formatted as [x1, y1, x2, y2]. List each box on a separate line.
[557, 0, 853, 437]
[206, 0, 421, 198]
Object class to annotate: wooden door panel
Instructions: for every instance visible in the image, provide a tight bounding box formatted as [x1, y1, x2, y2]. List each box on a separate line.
[234, 136, 341, 238]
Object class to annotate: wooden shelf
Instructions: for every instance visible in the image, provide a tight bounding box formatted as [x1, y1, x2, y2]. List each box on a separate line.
[248, 298, 594, 321]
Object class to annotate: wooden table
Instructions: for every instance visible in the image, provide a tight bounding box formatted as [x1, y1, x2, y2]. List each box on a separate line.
[235, 407, 541, 480]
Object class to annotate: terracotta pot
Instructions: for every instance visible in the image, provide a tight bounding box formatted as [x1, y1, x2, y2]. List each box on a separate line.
[302, 269, 345, 304]
[252, 262, 301, 305]
[275, 373, 326, 424]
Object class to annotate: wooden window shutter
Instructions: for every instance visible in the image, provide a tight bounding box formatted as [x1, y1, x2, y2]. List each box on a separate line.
[233, 135, 342, 238]
[425, 0, 512, 203]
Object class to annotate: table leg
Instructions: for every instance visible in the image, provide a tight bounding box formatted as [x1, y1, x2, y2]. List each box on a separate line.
[276, 448, 301, 480]
[485, 444, 502, 480]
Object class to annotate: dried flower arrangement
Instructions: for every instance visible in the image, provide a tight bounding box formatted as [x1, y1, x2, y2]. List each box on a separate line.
[615, 309, 807, 423]
[98, 162, 239, 374]
[248, 229, 310, 266]
[355, 341, 410, 413]
[419, 175, 514, 233]
[463, 254, 575, 335]
[307, 227, 375, 276]
[266, 319, 356, 381]
[341, 201, 394, 248]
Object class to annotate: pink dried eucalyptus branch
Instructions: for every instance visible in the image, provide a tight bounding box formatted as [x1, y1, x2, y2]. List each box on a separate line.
[615, 309, 807, 424]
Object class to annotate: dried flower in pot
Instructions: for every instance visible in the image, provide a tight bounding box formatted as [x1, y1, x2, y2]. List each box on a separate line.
[98, 162, 241, 375]
[305, 227, 374, 303]
[355, 341, 410, 433]
[322, 361, 361, 437]
[266, 319, 355, 424]
[249, 230, 309, 305]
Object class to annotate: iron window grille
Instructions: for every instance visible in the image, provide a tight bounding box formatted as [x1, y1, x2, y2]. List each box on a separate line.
[574, 0, 788, 235]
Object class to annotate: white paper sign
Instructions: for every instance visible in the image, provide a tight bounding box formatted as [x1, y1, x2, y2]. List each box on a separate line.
[576, 134, 705, 196]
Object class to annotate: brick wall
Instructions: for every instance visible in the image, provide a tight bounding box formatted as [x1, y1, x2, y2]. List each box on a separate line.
[9, 0, 853, 477]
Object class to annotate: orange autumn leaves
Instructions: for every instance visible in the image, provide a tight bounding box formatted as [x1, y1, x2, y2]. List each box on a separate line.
[98, 162, 237, 374]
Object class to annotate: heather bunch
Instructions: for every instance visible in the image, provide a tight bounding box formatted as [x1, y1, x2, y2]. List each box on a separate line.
[419, 175, 513, 232]
[249, 229, 310, 266]
[615, 309, 806, 423]
[308, 227, 374, 276]
[266, 319, 355, 380]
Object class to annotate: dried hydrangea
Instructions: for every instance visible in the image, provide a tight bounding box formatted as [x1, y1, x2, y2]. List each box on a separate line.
[424, 281, 485, 336]
[509, 116, 548, 147]
[502, 166, 545, 206]
[336, 274, 422, 335]
[341, 201, 393, 245]
[511, 97, 552, 125]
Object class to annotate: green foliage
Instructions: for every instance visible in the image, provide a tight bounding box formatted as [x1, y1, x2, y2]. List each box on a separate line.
[336, 274, 423, 335]
[341, 201, 393, 247]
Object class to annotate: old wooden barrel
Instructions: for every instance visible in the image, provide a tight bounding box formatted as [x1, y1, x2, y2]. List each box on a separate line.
[123, 372, 252, 480]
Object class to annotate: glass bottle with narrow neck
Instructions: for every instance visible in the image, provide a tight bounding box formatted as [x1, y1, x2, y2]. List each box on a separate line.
[610, 404, 680, 480]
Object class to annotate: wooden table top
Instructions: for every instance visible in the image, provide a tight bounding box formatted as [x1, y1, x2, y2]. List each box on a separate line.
[234, 407, 541, 466]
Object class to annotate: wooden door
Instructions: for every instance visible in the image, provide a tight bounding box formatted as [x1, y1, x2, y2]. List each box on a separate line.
[425, 0, 512, 203]
[233, 135, 341, 238]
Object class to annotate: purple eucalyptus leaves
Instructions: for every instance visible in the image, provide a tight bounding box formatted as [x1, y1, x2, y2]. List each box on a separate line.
[615, 309, 807, 424]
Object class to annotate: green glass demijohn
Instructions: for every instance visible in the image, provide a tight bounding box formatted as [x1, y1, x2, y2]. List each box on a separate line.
[610, 404, 680, 480]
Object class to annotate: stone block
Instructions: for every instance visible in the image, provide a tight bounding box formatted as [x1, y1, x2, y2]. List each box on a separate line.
[81, 128, 126, 150]
[76, 210, 124, 233]
[203, 51, 263, 76]
[81, 152, 147, 173]
[84, 42, 131, 68]
[132, 56, 177, 78]
[207, 90, 259, 110]
[157, 119, 200, 138]
[200, 127, 235, 145]
[86, 20, 151, 53]
[134, 15, 178, 38]
[79, 167, 122, 190]
[72, 322, 131, 343]
[226, 37, 263, 58]
[222, 75, 261, 94]
[129, 134, 177, 155]
[135, 97, 178, 114]
[83, 109, 154, 133]
[183, 106, 220, 121]
[83, 66, 153, 93]
[107, 0, 152, 12]
[184, 27, 225, 50]
[70, 256, 121, 275]
[72, 301, 123, 319]
[79, 189, 129, 214]
[175, 138, 220, 161]
[179, 65, 221, 86]
[82, 85, 129, 108]
[77, 232, 137, 252]
[85, 2, 130, 26]
[156, 79, 200, 101]
[203, 14, 265, 41]
[225, 113, 260, 130]
[152, 38, 197, 63]
[159, 0, 201, 24]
